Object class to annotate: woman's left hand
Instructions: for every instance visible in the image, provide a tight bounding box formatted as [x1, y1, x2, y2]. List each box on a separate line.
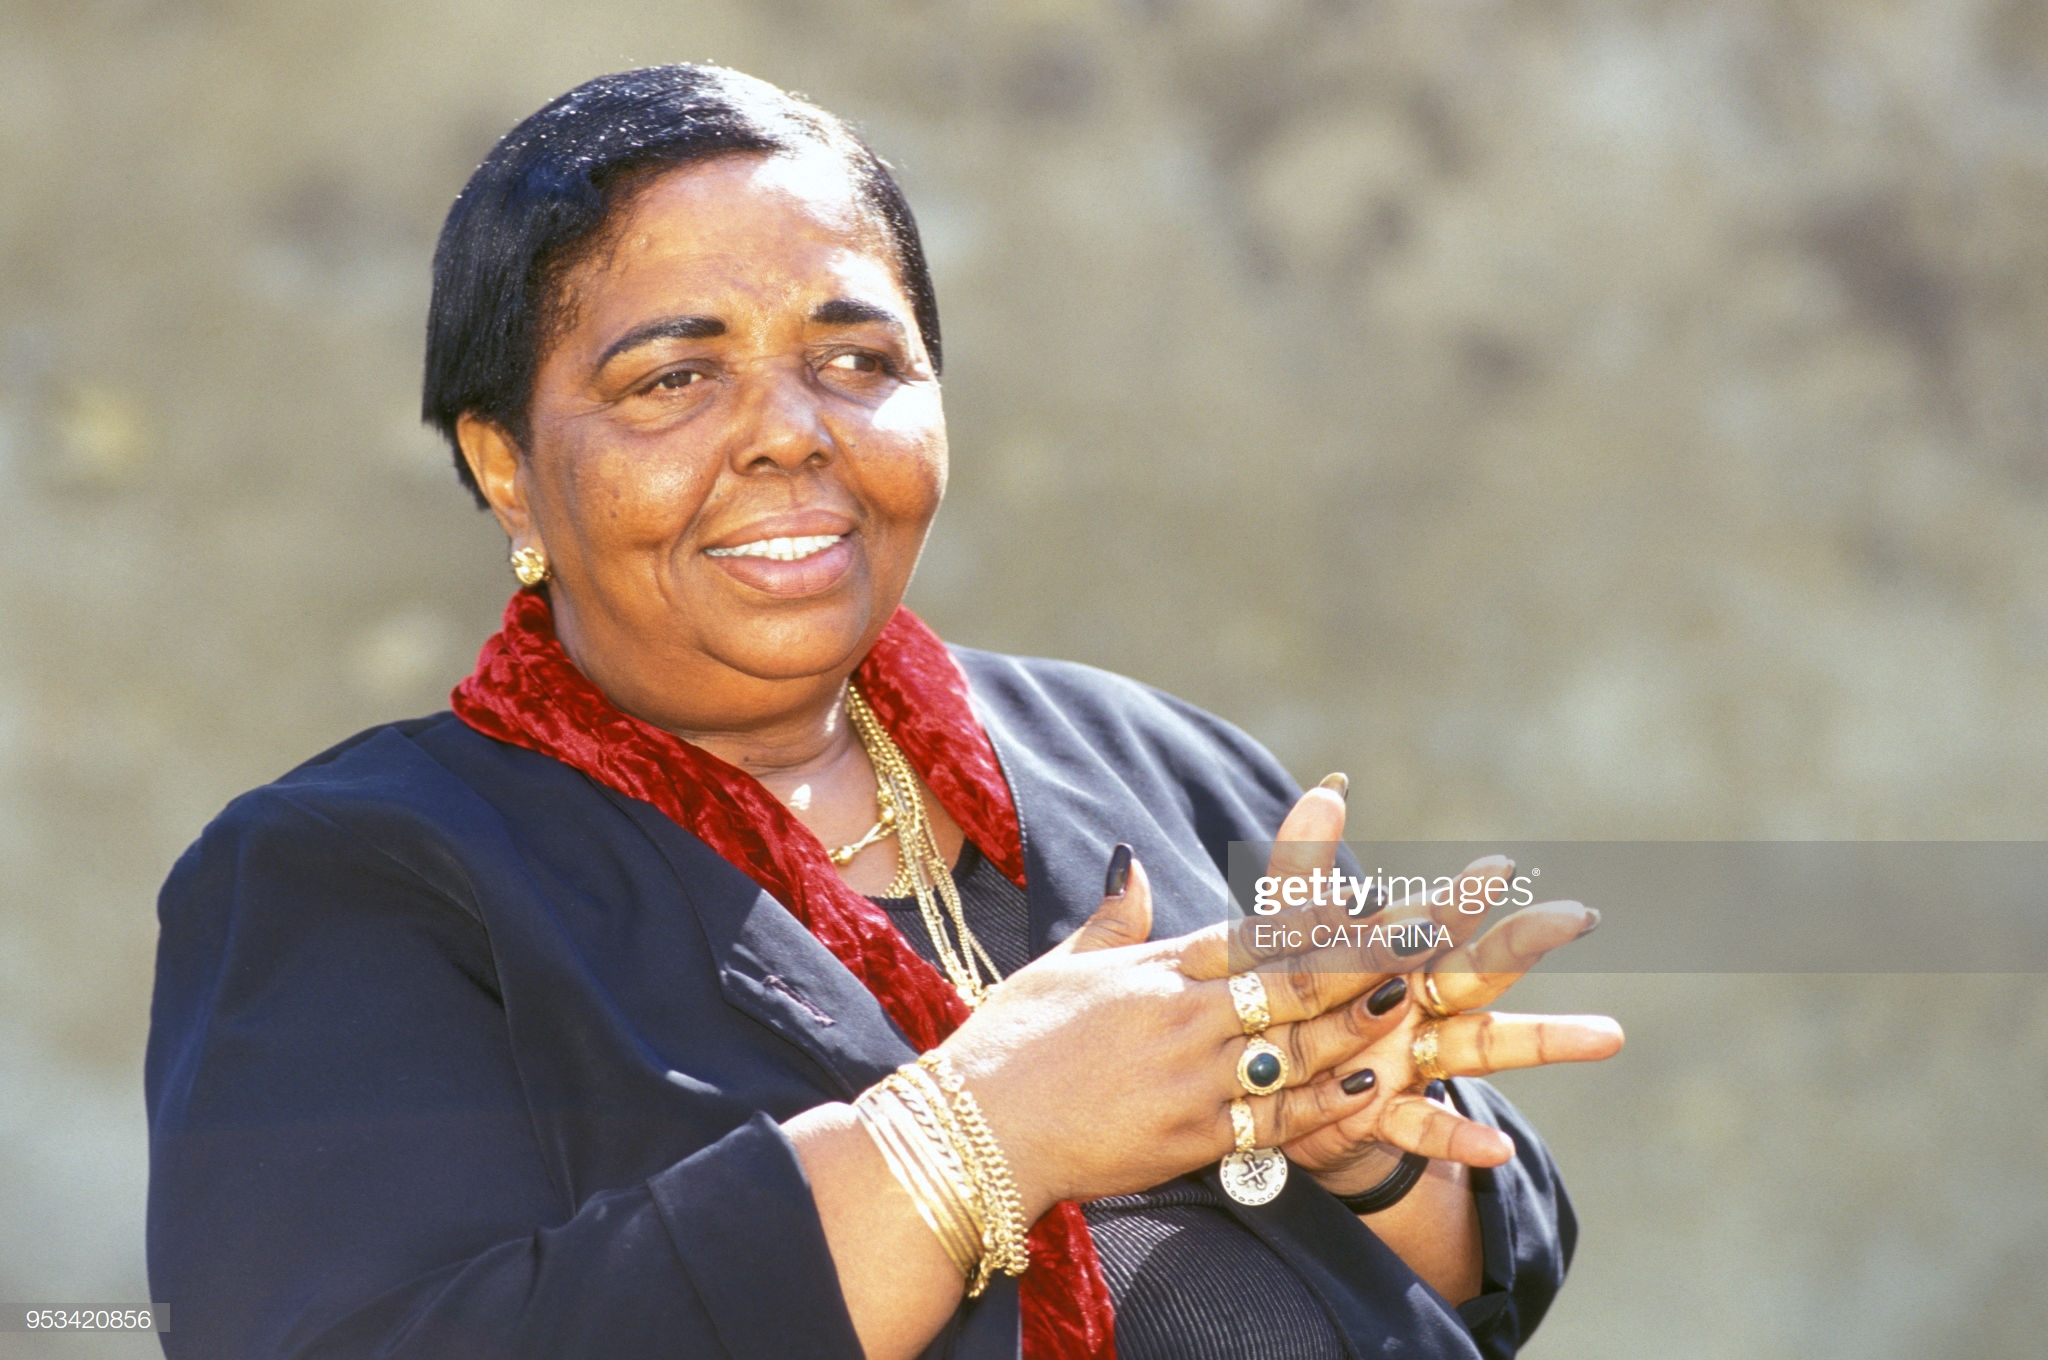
[1175, 792, 1623, 1177]
[1278, 881, 1617, 1188]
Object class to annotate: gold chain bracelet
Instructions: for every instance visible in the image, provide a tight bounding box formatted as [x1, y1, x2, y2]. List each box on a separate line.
[852, 1055, 1031, 1296]
[914, 1054, 1029, 1286]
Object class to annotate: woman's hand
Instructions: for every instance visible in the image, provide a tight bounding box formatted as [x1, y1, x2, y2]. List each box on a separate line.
[934, 783, 1422, 1219]
[795, 783, 1416, 1360]
[797, 783, 1619, 1356]
[1228, 834, 1625, 1187]
[1280, 885, 1621, 1186]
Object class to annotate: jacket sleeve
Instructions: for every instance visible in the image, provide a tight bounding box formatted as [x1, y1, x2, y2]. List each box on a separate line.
[145, 789, 865, 1360]
[1443, 1078, 1577, 1357]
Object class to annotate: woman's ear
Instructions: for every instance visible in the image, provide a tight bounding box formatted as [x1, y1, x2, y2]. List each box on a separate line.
[457, 413, 533, 542]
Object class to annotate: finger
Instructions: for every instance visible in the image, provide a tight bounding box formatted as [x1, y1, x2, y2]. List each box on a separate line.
[1173, 882, 1455, 985]
[1171, 879, 1364, 981]
[1375, 1091, 1515, 1167]
[1264, 975, 1411, 1082]
[1051, 848, 1154, 956]
[1428, 1011, 1625, 1077]
[1285, 1064, 1459, 1161]
[1251, 1068, 1384, 1149]
[1428, 855, 1515, 945]
[1197, 904, 1453, 994]
[1240, 952, 1386, 1028]
[1263, 776, 1350, 883]
[1166, 918, 1239, 982]
[1253, 1068, 1506, 1163]
[1211, 920, 1446, 1025]
[1425, 899, 1599, 1011]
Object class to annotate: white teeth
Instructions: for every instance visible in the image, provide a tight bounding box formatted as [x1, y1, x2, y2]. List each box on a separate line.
[705, 533, 844, 562]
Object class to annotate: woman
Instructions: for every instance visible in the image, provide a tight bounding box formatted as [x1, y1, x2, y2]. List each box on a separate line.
[146, 66, 1622, 1360]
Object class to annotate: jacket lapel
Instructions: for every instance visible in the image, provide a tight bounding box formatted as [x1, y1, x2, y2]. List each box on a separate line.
[964, 668, 1239, 957]
[604, 790, 918, 1100]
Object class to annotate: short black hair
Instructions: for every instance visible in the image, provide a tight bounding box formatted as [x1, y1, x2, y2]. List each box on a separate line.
[422, 65, 942, 506]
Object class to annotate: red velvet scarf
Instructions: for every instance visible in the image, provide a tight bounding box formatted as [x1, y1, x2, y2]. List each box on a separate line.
[452, 589, 1116, 1360]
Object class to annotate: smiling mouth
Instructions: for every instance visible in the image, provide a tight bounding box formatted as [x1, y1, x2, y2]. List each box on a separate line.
[703, 534, 846, 562]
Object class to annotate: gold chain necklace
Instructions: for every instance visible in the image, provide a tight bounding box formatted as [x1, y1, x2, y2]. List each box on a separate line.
[842, 684, 1002, 1008]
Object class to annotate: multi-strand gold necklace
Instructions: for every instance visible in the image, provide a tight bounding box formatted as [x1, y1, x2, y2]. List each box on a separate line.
[830, 685, 1002, 1007]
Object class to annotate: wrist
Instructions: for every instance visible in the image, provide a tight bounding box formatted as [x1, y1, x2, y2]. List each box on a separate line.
[852, 1055, 1033, 1296]
[1309, 1080, 1449, 1214]
[1307, 1142, 1409, 1197]
[930, 1041, 1065, 1222]
[1328, 1148, 1430, 1215]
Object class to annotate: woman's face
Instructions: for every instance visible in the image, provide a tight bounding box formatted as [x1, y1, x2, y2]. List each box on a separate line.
[462, 151, 946, 734]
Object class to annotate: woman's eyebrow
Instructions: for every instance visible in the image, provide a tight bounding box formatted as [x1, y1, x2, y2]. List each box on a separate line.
[596, 314, 726, 368]
[810, 297, 904, 332]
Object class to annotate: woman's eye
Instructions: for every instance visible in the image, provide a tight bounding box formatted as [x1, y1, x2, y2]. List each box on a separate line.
[650, 369, 703, 391]
[824, 352, 887, 374]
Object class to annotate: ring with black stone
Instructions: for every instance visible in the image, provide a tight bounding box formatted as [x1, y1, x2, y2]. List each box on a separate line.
[1236, 1037, 1291, 1097]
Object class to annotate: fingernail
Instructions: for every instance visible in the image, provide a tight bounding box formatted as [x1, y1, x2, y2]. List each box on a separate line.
[1365, 977, 1408, 1016]
[1363, 881, 1383, 912]
[1341, 1068, 1378, 1096]
[1318, 772, 1350, 802]
[1577, 907, 1602, 938]
[1104, 843, 1133, 899]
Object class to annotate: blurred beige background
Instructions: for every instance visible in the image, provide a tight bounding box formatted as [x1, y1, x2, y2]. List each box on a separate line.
[3, 1, 2046, 1356]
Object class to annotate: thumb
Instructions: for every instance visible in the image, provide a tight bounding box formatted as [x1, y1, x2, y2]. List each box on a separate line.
[1055, 844, 1154, 955]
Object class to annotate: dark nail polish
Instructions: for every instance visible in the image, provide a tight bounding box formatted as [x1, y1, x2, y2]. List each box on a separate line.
[1577, 907, 1601, 938]
[1341, 1068, 1378, 1096]
[1104, 843, 1133, 899]
[1363, 881, 1383, 912]
[1365, 977, 1408, 1016]
[1318, 772, 1350, 802]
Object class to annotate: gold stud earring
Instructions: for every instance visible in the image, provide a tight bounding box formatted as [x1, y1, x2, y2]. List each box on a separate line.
[509, 545, 550, 586]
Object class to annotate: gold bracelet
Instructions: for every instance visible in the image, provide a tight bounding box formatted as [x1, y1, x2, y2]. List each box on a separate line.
[861, 1092, 979, 1274]
[855, 1055, 1032, 1296]
[854, 1081, 983, 1279]
[916, 1054, 1031, 1290]
[887, 1073, 993, 1273]
[895, 1063, 1013, 1295]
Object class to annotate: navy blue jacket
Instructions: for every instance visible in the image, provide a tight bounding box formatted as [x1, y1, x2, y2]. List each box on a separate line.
[146, 649, 1574, 1358]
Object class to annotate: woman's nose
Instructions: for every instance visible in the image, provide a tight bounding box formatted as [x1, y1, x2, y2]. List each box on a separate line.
[729, 366, 832, 472]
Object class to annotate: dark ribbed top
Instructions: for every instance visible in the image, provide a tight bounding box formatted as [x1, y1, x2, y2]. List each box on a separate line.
[871, 844, 1347, 1360]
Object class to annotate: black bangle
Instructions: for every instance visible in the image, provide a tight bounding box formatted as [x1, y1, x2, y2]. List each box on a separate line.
[1330, 1080, 1445, 1215]
[1331, 1149, 1429, 1214]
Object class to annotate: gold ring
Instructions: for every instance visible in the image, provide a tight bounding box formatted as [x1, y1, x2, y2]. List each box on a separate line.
[1228, 1096, 1257, 1153]
[1227, 972, 1271, 1036]
[1416, 969, 1457, 1020]
[1220, 1096, 1289, 1204]
[1411, 1021, 1450, 1085]
[1236, 1037, 1291, 1097]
